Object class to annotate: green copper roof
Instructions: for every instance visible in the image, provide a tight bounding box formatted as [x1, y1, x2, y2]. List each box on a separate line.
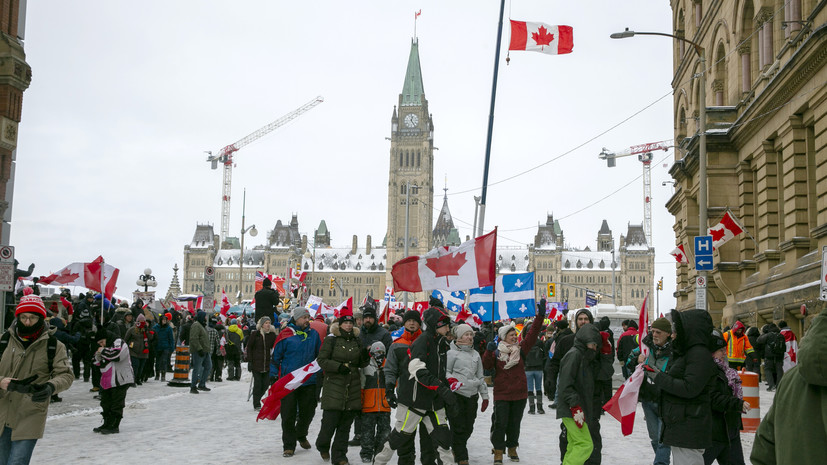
[553, 220, 562, 235]
[401, 40, 424, 106]
[316, 220, 328, 235]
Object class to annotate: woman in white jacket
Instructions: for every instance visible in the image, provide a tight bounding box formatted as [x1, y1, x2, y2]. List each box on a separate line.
[446, 324, 489, 465]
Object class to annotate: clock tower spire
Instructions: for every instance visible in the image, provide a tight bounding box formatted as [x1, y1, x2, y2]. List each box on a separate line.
[386, 38, 435, 283]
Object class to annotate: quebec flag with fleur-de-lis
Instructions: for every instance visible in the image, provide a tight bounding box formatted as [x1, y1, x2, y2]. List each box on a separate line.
[468, 272, 535, 322]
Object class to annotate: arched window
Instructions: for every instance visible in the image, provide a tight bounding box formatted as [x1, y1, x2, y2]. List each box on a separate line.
[714, 42, 727, 105]
[417, 151, 421, 167]
[398, 151, 403, 167]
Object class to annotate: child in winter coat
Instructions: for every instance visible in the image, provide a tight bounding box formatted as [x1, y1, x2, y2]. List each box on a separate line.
[93, 327, 134, 434]
[447, 324, 489, 465]
[359, 341, 391, 463]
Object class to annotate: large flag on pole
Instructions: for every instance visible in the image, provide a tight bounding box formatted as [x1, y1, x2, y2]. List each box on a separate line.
[468, 272, 536, 322]
[603, 364, 646, 435]
[392, 230, 497, 293]
[708, 211, 745, 249]
[257, 360, 322, 421]
[509, 20, 574, 55]
[39, 256, 120, 299]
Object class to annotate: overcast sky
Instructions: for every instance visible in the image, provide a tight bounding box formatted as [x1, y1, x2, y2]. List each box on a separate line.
[13, 1, 681, 312]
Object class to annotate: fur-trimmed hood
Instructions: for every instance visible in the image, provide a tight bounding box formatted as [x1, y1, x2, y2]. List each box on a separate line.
[328, 321, 360, 339]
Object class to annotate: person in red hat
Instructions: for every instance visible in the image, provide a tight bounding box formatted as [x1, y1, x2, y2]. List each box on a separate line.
[0, 288, 74, 463]
[315, 305, 369, 464]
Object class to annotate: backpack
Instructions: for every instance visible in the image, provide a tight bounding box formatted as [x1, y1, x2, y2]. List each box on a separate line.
[0, 331, 58, 374]
[226, 330, 242, 356]
[767, 333, 786, 358]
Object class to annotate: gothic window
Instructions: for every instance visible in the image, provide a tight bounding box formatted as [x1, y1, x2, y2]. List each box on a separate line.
[405, 151, 410, 167]
[401, 184, 406, 194]
[417, 151, 421, 167]
[399, 151, 403, 167]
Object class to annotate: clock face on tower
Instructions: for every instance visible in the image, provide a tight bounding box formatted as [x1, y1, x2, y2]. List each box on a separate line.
[404, 113, 419, 128]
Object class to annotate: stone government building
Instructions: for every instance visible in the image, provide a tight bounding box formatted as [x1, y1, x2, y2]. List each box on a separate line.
[666, 0, 826, 334]
[182, 39, 654, 311]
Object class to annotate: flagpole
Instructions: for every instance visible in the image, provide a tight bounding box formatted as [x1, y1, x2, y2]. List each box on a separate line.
[100, 258, 105, 326]
[476, 0, 507, 237]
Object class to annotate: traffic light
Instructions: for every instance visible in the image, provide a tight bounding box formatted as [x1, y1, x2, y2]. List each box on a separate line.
[329, 277, 335, 290]
[547, 283, 556, 298]
[657, 278, 663, 290]
[282, 297, 291, 310]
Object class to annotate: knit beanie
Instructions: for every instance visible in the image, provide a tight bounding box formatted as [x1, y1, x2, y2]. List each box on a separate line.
[452, 323, 473, 340]
[292, 307, 311, 321]
[651, 317, 672, 333]
[15, 289, 47, 318]
[402, 310, 422, 326]
[498, 322, 516, 341]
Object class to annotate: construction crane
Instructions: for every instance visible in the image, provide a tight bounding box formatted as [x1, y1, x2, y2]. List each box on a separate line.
[206, 96, 324, 245]
[598, 139, 672, 246]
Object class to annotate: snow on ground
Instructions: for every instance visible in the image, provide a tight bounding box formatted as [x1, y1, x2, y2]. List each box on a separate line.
[35, 371, 773, 465]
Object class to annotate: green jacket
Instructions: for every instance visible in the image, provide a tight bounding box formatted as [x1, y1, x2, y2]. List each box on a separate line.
[318, 323, 368, 411]
[751, 311, 827, 465]
[0, 322, 74, 440]
[189, 321, 209, 354]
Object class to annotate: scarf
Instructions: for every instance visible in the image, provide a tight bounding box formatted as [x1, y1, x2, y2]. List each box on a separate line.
[497, 341, 522, 370]
[714, 356, 743, 399]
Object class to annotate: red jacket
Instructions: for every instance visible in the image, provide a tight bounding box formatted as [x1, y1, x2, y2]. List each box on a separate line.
[482, 319, 542, 401]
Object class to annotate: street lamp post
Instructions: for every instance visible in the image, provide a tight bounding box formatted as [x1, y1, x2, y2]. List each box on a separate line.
[136, 268, 157, 293]
[403, 181, 419, 309]
[611, 28, 707, 310]
[238, 189, 258, 304]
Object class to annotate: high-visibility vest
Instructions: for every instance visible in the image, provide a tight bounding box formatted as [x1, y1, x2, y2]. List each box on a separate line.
[723, 330, 754, 363]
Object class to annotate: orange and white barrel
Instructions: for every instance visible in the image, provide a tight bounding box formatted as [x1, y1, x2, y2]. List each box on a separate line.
[167, 345, 191, 387]
[739, 370, 760, 433]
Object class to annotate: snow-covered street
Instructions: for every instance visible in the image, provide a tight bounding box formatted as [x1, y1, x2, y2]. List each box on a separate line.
[34, 372, 773, 464]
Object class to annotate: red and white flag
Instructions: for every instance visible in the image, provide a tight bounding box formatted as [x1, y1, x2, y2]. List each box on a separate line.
[670, 244, 689, 264]
[708, 211, 744, 249]
[412, 301, 429, 315]
[39, 256, 120, 299]
[509, 20, 573, 55]
[392, 230, 497, 292]
[322, 297, 353, 318]
[638, 292, 650, 359]
[603, 364, 646, 435]
[290, 268, 307, 283]
[219, 289, 231, 321]
[455, 306, 482, 328]
[781, 328, 798, 373]
[415, 9, 421, 19]
[257, 360, 322, 421]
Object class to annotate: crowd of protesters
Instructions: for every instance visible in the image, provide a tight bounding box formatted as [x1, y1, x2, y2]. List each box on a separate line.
[2, 276, 824, 465]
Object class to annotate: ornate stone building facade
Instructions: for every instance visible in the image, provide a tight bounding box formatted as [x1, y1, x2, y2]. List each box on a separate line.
[182, 39, 654, 310]
[666, 0, 826, 332]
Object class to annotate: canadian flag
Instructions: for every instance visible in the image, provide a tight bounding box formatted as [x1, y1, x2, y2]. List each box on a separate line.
[603, 364, 646, 435]
[219, 289, 231, 321]
[257, 360, 322, 421]
[638, 292, 650, 359]
[781, 328, 798, 373]
[670, 244, 689, 264]
[321, 297, 353, 318]
[290, 268, 307, 283]
[39, 256, 120, 299]
[392, 230, 497, 293]
[509, 20, 573, 55]
[455, 306, 482, 328]
[708, 211, 744, 249]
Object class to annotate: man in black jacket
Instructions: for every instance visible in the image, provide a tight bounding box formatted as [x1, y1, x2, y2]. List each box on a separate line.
[254, 278, 280, 323]
[650, 309, 716, 464]
[545, 319, 572, 406]
[374, 307, 456, 465]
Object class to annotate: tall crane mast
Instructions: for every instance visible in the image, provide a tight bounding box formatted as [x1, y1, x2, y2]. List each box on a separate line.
[206, 96, 324, 245]
[598, 139, 672, 246]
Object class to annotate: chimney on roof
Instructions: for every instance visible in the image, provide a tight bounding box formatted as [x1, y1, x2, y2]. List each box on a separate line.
[352, 235, 358, 255]
[366, 235, 372, 254]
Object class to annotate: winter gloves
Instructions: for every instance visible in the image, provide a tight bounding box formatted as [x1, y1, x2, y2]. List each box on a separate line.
[5, 376, 54, 402]
[6, 375, 37, 394]
[385, 388, 398, 408]
[570, 405, 585, 428]
[536, 298, 547, 320]
[600, 332, 612, 355]
[337, 364, 351, 375]
[31, 383, 54, 403]
[481, 399, 489, 412]
[447, 377, 463, 392]
[486, 341, 498, 352]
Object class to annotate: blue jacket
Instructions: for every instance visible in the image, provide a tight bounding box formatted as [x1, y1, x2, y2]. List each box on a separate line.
[153, 323, 176, 352]
[270, 322, 321, 385]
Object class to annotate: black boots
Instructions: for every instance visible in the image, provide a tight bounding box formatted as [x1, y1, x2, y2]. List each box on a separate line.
[536, 391, 545, 414]
[95, 415, 122, 434]
[527, 393, 536, 414]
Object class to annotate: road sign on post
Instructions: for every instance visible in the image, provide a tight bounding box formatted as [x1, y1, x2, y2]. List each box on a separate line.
[203, 266, 215, 303]
[695, 276, 707, 310]
[585, 290, 597, 307]
[694, 236, 714, 271]
[820, 246, 827, 302]
[0, 246, 14, 292]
